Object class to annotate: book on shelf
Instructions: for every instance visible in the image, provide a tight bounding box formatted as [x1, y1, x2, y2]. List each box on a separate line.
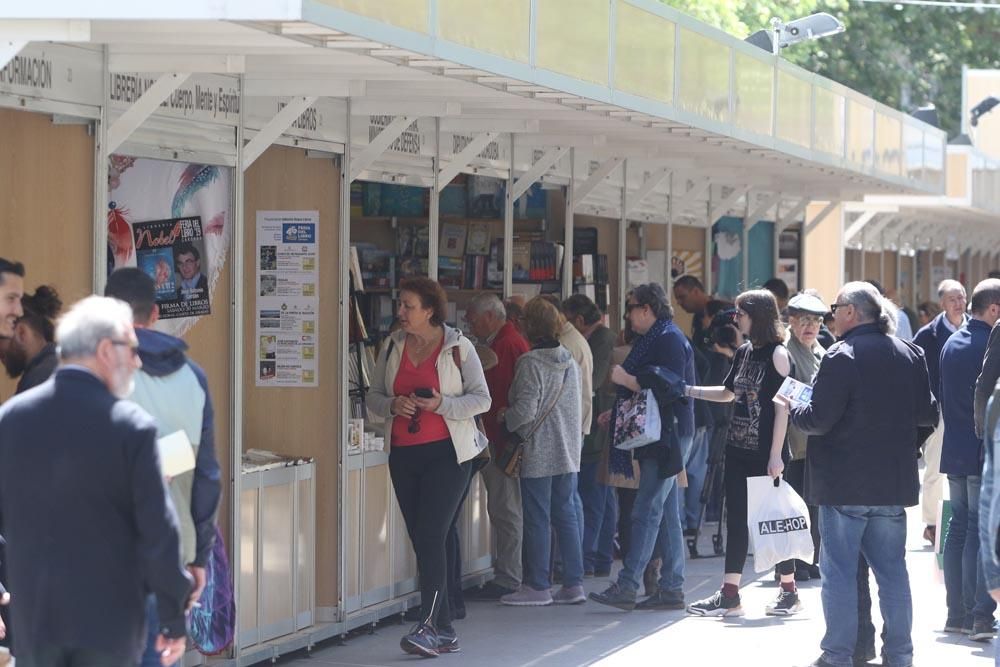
[355, 243, 393, 290]
[467, 222, 491, 255]
[439, 222, 467, 258]
[438, 256, 464, 289]
[398, 256, 429, 278]
[463, 255, 489, 290]
[574, 227, 599, 255]
[512, 241, 532, 282]
[527, 241, 563, 282]
[487, 239, 503, 287]
[397, 224, 430, 258]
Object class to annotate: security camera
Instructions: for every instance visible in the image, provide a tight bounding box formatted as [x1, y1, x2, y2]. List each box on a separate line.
[774, 13, 845, 49]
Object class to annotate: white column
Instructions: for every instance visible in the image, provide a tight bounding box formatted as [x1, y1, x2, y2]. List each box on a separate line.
[428, 117, 440, 280]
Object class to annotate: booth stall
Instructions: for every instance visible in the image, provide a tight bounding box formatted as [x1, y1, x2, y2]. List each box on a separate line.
[0, 2, 948, 665]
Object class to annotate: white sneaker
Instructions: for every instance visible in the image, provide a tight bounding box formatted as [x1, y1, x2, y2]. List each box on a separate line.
[552, 585, 586, 605]
[500, 585, 553, 606]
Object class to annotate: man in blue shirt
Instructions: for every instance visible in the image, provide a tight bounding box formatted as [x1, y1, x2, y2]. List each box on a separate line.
[939, 278, 1000, 641]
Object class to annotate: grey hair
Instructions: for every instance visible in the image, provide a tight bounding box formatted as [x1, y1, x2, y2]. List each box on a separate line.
[466, 292, 506, 320]
[937, 279, 966, 298]
[840, 281, 894, 334]
[56, 296, 133, 360]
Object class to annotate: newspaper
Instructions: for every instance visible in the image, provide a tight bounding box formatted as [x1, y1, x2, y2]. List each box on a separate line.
[773, 376, 813, 408]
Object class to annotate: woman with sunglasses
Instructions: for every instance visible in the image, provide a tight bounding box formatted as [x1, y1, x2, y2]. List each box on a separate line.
[783, 291, 829, 581]
[368, 277, 491, 658]
[684, 289, 798, 618]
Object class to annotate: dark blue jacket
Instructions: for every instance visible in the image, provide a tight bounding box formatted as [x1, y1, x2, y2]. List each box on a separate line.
[940, 318, 992, 476]
[914, 311, 967, 401]
[790, 323, 939, 506]
[136, 328, 221, 566]
[0, 368, 191, 660]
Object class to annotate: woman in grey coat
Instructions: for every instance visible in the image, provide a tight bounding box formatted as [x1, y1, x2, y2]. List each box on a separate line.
[499, 297, 584, 607]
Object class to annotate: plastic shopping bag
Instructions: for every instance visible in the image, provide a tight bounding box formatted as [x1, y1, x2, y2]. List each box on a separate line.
[613, 389, 662, 450]
[746, 476, 814, 573]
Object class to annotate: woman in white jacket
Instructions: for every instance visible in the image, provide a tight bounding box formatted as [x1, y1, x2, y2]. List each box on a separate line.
[368, 277, 491, 658]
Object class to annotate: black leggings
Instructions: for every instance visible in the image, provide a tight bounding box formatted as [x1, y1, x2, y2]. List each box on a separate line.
[389, 440, 473, 631]
[784, 458, 821, 564]
[724, 454, 794, 576]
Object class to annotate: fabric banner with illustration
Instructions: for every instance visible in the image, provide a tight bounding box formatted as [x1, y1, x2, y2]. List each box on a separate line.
[108, 156, 231, 335]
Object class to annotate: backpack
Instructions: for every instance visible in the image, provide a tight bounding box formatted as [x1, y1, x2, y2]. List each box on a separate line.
[190, 524, 235, 655]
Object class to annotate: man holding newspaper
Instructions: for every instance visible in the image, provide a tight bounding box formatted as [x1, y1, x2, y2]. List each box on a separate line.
[776, 281, 938, 667]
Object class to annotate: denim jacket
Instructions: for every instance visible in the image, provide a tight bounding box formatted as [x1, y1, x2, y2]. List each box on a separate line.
[980, 390, 1000, 592]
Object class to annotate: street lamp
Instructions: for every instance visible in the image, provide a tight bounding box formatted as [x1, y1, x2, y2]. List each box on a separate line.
[745, 13, 846, 55]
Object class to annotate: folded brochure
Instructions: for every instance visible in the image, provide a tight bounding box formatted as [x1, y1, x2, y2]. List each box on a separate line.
[157, 430, 196, 478]
[773, 376, 813, 408]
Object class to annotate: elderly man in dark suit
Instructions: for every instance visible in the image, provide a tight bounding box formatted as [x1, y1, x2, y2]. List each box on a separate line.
[0, 296, 191, 667]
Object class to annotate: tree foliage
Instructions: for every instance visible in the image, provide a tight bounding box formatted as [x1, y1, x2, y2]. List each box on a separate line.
[659, 0, 1000, 138]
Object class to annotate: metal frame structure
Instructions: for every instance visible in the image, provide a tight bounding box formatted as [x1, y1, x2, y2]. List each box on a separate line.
[0, 2, 964, 665]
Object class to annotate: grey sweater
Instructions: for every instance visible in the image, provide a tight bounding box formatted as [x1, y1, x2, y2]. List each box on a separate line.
[505, 345, 582, 479]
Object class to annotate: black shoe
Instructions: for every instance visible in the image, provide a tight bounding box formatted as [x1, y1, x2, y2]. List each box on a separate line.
[437, 627, 460, 654]
[636, 589, 685, 610]
[852, 643, 876, 664]
[589, 582, 637, 611]
[687, 590, 744, 617]
[807, 564, 821, 580]
[683, 528, 698, 537]
[401, 622, 440, 658]
[466, 581, 516, 601]
[794, 568, 811, 582]
[449, 603, 466, 621]
[970, 618, 997, 642]
[765, 589, 802, 616]
[593, 568, 612, 578]
[805, 658, 839, 667]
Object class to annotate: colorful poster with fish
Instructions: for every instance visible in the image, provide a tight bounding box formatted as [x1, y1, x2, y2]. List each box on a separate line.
[107, 156, 231, 336]
[255, 211, 320, 387]
[132, 216, 211, 319]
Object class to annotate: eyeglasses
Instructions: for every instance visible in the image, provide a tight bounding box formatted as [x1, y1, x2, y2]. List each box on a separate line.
[796, 315, 823, 325]
[830, 303, 847, 313]
[624, 303, 644, 313]
[109, 339, 140, 358]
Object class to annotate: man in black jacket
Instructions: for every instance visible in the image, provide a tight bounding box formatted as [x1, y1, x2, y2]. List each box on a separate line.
[0, 296, 191, 666]
[783, 282, 938, 667]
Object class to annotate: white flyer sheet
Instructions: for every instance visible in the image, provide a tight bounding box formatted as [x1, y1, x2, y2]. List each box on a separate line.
[773, 376, 813, 408]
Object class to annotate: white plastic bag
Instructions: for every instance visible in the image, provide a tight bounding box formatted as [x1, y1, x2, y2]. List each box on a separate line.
[746, 476, 814, 573]
[613, 389, 662, 451]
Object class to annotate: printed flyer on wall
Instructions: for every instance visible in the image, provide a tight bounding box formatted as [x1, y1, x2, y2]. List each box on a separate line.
[255, 210, 319, 387]
[132, 216, 211, 319]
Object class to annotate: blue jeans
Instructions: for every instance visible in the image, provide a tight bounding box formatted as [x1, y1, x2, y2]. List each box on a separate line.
[681, 427, 709, 530]
[819, 505, 912, 667]
[520, 473, 583, 590]
[944, 475, 997, 625]
[140, 594, 178, 667]
[617, 458, 678, 593]
[578, 460, 617, 573]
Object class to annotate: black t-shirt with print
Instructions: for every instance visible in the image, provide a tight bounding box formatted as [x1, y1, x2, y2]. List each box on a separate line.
[723, 341, 789, 461]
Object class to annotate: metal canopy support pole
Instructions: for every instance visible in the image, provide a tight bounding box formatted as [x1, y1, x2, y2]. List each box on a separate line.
[704, 200, 714, 297]
[242, 95, 317, 170]
[562, 148, 575, 300]
[429, 117, 440, 281]
[503, 134, 515, 299]
[741, 192, 750, 291]
[773, 221, 781, 289]
[337, 97, 353, 624]
[880, 232, 886, 287]
[106, 72, 191, 154]
[618, 161, 628, 324]
[349, 115, 416, 180]
[92, 45, 110, 294]
[229, 71, 247, 656]
[570, 157, 623, 212]
[437, 132, 497, 190]
[912, 243, 919, 307]
[665, 173, 674, 290]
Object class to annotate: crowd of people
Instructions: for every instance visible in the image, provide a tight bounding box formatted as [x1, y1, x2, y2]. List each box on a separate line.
[4, 249, 1000, 667]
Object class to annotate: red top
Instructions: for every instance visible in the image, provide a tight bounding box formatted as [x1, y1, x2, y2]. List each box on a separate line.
[482, 321, 531, 455]
[391, 339, 451, 446]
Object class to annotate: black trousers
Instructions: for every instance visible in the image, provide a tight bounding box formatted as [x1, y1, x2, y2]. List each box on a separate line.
[784, 458, 821, 564]
[18, 646, 132, 667]
[724, 454, 794, 576]
[389, 440, 473, 631]
[445, 457, 483, 620]
[616, 487, 637, 560]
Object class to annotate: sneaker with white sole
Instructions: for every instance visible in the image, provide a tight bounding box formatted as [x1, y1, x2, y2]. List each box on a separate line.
[765, 590, 802, 616]
[687, 590, 744, 617]
[552, 585, 586, 605]
[500, 585, 553, 607]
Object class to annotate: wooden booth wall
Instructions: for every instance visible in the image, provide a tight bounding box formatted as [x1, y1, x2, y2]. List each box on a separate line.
[0, 108, 94, 397]
[242, 145, 341, 608]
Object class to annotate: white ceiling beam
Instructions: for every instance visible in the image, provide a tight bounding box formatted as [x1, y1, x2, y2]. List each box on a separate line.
[350, 100, 460, 116]
[243, 78, 364, 97]
[108, 53, 245, 73]
[851, 214, 897, 246]
[625, 168, 671, 216]
[107, 72, 191, 155]
[776, 197, 810, 232]
[848, 201, 900, 213]
[350, 114, 418, 181]
[440, 118, 539, 133]
[571, 158, 625, 211]
[512, 146, 570, 200]
[672, 178, 713, 214]
[242, 96, 317, 170]
[710, 185, 752, 221]
[437, 132, 498, 191]
[515, 134, 607, 147]
[744, 191, 783, 232]
[843, 211, 880, 243]
[0, 19, 90, 42]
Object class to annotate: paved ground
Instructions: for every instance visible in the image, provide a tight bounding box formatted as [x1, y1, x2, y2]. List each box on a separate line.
[280, 506, 995, 667]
